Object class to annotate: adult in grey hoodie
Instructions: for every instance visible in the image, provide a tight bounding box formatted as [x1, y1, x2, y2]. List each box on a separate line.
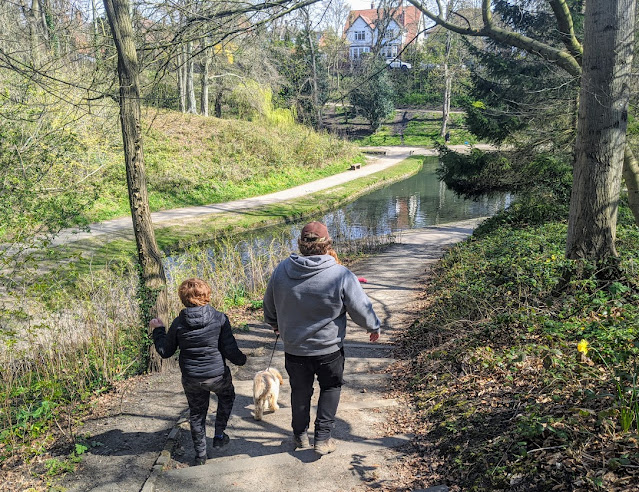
[263, 221, 380, 455]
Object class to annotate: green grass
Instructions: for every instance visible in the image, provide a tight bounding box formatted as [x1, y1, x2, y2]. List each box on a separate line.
[400, 208, 639, 490]
[357, 111, 478, 147]
[50, 156, 425, 279]
[83, 111, 363, 222]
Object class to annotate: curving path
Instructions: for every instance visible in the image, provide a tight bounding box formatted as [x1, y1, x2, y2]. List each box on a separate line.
[51, 144, 495, 247]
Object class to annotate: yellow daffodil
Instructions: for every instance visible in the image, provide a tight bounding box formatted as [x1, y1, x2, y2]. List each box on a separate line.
[577, 339, 589, 355]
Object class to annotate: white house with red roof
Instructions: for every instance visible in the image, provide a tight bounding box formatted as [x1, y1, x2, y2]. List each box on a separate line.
[343, 1, 425, 62]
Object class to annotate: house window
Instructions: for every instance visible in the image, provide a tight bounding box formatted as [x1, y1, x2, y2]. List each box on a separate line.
[351, 47, 370, 59]
[354, 31, 366, 41]
[380, 45, 398, 59]
[384, 30, 395, 39]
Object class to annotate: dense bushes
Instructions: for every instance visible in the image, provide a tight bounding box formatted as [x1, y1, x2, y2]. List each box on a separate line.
[401, 202, 639, 490]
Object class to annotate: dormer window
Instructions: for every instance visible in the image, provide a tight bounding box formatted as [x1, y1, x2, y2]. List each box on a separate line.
[354, 31, 366, 41]
[384, 30, 395, 39]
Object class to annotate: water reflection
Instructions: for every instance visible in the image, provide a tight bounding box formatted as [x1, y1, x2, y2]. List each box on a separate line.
[167, 156, 510, 266]
[321, 156, 509, 243]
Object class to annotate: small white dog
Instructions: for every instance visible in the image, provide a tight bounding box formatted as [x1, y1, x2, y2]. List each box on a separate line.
[253, 367, 283, 421]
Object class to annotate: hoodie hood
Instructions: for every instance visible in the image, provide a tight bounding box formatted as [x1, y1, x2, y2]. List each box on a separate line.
[182, 305, 223, 329]
[284, 253, 336, 280]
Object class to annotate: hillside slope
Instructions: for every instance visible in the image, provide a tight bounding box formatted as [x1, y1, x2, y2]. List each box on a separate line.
[89, 110, 362, 221]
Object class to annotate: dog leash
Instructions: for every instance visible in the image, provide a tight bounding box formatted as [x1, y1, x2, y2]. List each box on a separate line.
[267, 334, 279, 370]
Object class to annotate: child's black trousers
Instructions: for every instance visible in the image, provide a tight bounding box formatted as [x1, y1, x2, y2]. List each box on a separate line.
[181, 366, 236, 459]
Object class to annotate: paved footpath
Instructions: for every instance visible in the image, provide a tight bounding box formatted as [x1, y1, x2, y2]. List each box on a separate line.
[51, 144, 493, 246]
[59, 220, 484, 492]
[141, 219, 485, 492]
[57, 147, 492, 491]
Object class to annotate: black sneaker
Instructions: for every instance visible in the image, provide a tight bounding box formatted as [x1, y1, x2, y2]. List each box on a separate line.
[194, 456, 207, 466]
[213, 433, 230, 448]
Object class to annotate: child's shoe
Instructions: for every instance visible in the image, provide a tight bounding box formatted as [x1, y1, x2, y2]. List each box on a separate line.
[213, 433, 230, 448]
[194, 456, 207, 466]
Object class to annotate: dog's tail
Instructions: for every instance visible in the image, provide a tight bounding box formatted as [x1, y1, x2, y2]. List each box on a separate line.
[270, 368, 284, 385]
[253, 374, 266, 421]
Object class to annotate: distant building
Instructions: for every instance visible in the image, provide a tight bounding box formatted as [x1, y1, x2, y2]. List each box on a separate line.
[343, 1, 425, 61]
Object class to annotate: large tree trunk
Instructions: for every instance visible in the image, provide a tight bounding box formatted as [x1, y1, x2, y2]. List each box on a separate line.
[103, 0, 169, 372]
[565, 0, 635, 260]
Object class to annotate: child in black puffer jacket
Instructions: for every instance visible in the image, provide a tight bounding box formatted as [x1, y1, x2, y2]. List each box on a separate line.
[150, 278, 246, 466]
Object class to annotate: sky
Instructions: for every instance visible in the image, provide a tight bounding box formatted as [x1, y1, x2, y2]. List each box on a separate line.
[349, 0, 377, 9]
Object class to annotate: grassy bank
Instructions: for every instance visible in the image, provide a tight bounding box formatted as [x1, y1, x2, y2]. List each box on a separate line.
[356, 111, 477, 147]
[399, 208, 639, 490]
[89, 110, 363, 222]
[53, 155, 425, 275]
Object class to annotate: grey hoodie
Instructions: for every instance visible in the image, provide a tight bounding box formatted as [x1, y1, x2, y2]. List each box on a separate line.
[263, 253, 381, 356]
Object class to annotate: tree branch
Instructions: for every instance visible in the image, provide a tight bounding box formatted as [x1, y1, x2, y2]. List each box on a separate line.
[406, 0, 582, 76]
[549, 0, 583, 63]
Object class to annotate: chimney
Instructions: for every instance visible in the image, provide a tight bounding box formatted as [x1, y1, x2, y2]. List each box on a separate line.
[371, 1, 374, 8]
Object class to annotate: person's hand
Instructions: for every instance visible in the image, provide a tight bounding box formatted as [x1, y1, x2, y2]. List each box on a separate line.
[149, 318, 164, 329]
[370, 332, 380, 342]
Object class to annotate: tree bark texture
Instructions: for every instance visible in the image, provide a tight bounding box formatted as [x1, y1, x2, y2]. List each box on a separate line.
[440, 31, 452, 137]
[103, 0, 169, 372]
[565, 0, 635, 259]
[178, 46, 186, 112]
[186, 41, 197, 114]
[200, 44, 210, 117]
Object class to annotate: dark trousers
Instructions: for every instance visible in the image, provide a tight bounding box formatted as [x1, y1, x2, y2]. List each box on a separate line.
[284, 348, 344, 442]
[181, 366, 236, 458]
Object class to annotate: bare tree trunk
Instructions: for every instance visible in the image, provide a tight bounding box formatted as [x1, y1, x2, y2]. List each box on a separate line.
[214, 89, 223, 118]
[103, 0, 169, 372]
[186, 41, 197, 113]
[200, 43, 210, 117]
[303, 8, 322, 129]
[309, 36, 321, 128]
[178, 45, 186, 112]
[20, 0, 40, 65]
[440, 31, 452, 137]
[566, 0, 635, 260]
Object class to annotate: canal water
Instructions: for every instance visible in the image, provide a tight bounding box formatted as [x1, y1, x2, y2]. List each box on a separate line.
[167, 156, 510, 274]
[323, 155, 510, 243]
